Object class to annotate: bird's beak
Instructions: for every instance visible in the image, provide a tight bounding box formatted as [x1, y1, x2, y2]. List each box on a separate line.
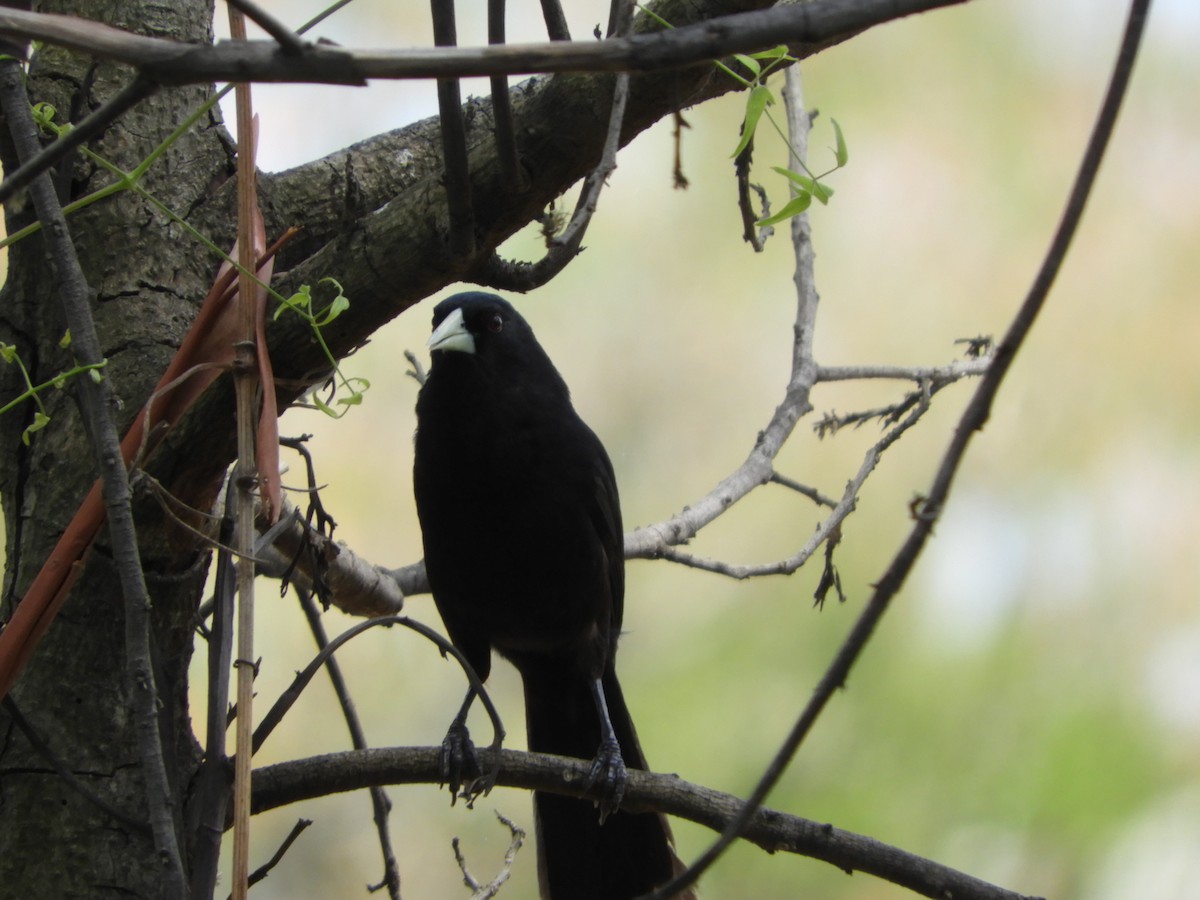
[427, 307, 475, 354]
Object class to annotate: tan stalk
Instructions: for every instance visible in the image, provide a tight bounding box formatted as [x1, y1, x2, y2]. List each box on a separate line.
[229, 6, 259, 899]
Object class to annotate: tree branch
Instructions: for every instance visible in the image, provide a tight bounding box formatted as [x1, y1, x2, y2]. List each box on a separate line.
[646, 387, 932, 580]
[248, 746, 1043, 900]
[189, 487, 237, 900]
[452, 811, 526, 900]
[816, 357, 990, 382]
[0, 0, 968, 85]
[255, 497, 405, 617]
[474, 5, 634, 290]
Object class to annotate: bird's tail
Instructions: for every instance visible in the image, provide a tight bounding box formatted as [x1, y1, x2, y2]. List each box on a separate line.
[523, 665, 691, 900]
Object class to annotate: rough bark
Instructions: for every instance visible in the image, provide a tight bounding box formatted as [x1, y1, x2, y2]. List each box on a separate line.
[0, 1, 223, 896]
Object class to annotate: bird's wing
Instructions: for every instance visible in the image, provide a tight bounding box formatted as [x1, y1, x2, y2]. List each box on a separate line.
[584, 429, 625, 649]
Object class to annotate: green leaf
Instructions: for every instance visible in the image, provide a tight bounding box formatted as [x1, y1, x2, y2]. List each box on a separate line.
[275, 284, 313, 320]
[772, 166, 817, 192]
[733, 54, 761, 78]
[771, 167, 835, 204]
[319, 276, 346, 298]
[30, 102, 56, 128]
[732, 84, 774, 159]
[52, 374, 67, 389]
[58, 329, 72, 349]
[0, 343, 17, 364]
[88, 367, 104, 384]
[756, 192, 812, 227]
[323, 292, 349, 323]
[831, 117, 849, 167]
[315, 284, 350, 326]
[311, 394, 338, 418]
[310, 277, 349, 325]
[749, 45, 792, 61]
[22, 411, 50, 445]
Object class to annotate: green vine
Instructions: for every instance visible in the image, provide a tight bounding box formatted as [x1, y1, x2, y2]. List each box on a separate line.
[0, 333, 108, 445]
[273, 278, 370, 418]
[6, 90, 368, 421]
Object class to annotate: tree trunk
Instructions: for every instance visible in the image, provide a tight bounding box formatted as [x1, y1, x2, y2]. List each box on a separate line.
[0, 2, 227, 896]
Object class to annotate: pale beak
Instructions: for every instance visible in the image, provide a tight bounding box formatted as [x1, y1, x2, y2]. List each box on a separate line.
[427, 306, 475, 354]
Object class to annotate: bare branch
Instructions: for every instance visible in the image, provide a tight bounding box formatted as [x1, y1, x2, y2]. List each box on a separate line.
[769, 472, 836, 508]
[816, 356, 990, 383]
[452, 811, 526, 900]
[735, 141, 772, 251]
[475, 47, 632, 288]
[650, 391, 931, 580]
[242, 818, 313, 893]
[226, 0, 305, 55]
[249, 616, 503, 766]
[0, 0, 969, 86]
[540, 0, 572, 42]
[431, 0, 476, 259]
[487, 0, 528, 194]
[190, 487, 238, 900]
[625, 65, 820, 566]
[249, 746, 1044, 900]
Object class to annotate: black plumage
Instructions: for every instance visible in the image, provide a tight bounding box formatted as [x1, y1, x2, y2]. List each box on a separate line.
[412, 292, 686, 900]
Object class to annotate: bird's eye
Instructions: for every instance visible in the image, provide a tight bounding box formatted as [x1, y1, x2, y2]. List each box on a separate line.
[487, 313, 504, 334]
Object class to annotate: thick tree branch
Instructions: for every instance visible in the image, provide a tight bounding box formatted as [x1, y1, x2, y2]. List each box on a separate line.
[256, 498, 405, 617]
[0, 0, 967, 85]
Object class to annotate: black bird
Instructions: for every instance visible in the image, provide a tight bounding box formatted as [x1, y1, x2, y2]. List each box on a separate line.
[413, 292, 688, 900]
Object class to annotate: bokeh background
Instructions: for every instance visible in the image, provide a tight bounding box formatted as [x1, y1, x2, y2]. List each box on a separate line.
[18, 0, 1197, 897]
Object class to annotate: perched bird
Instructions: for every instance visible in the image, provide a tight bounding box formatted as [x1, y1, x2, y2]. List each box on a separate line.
[413, 292, 687, 900]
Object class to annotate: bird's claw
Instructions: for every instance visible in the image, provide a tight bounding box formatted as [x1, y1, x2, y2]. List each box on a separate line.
[584, 737, 628, 824]
[440, 722, 492, 807]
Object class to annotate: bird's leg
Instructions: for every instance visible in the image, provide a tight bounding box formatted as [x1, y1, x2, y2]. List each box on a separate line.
[584, 676, 628, 823]
[441, 687, 489, 807]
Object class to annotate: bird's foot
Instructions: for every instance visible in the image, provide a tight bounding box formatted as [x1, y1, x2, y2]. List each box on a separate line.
[584, 736, 628, 824]
[440, 722, 492, 807]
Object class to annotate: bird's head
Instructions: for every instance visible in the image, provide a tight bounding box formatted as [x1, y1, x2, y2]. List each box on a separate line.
[424, 291, 571, 402]
[427, 292, 521, 357]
